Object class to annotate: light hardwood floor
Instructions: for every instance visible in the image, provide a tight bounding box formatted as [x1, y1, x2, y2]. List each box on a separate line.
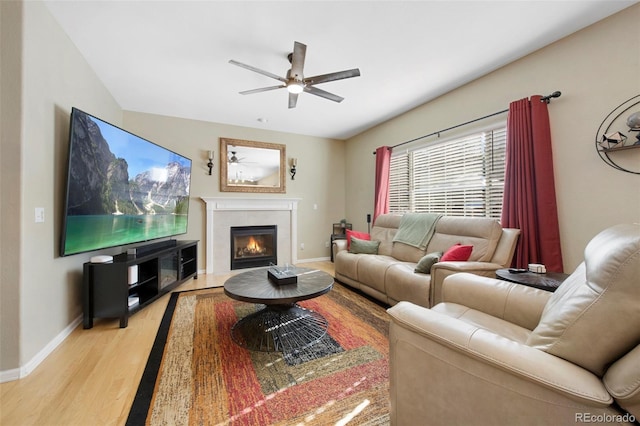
[1, 261, 335, 426]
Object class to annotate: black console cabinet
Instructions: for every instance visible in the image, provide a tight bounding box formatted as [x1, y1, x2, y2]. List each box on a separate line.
[83, 240, 198, 328]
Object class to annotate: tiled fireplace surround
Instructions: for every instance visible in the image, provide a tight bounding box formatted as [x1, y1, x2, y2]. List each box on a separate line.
[201, 197, 301, 274]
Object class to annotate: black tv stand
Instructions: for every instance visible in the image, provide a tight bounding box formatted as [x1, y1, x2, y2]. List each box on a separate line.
[83, 240, 198, 328]
[126, 239, 177, 256]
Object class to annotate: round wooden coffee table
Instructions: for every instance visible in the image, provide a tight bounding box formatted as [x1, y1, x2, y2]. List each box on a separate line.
[224, 266, 334, 353]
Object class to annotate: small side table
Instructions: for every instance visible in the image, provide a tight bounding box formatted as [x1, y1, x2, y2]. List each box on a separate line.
[330, 223, 352, 262]
[495, 269, 570, 292]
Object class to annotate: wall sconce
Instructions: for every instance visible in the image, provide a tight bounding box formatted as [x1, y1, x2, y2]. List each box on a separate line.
[289, 158, 297, 180]
[207, 150, 214, 175]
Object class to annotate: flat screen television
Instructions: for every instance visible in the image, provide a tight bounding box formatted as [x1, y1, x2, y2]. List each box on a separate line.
[60, 107, 192, 256]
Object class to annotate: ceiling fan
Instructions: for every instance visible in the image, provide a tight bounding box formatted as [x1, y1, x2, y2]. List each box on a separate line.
[229, 41, 361, 109]
[228, 150, 258, 165]
[228, 151, 241, 164]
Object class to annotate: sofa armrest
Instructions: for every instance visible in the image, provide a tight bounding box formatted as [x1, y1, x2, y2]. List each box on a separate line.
[332, 238, 348, 259]
[429, 261, 502, 307]
[440, 273, 551, 330]
[604, 344, 640, 418]
[387, 301, 613, 406]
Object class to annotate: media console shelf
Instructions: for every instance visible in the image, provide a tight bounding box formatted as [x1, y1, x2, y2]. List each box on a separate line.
[83, 240, 198, 329]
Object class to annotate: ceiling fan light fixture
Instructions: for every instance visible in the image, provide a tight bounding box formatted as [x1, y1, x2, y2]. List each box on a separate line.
[230, 41, 360, 108]
[287, 81, 304, 94]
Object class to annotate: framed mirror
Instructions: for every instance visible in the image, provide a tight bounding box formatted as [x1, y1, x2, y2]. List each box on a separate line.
[220, 138, 286, 193]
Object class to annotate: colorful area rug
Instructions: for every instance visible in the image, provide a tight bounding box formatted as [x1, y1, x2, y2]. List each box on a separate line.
[126, 282, 390, 425]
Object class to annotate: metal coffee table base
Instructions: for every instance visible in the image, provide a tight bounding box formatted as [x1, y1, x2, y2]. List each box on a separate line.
[231, 303, 328, 353]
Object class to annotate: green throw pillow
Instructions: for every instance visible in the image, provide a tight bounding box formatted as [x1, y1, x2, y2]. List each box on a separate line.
[349, 236, 380, 254]
[414, 251, 443, 274]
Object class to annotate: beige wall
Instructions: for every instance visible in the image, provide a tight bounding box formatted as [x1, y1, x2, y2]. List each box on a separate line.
[122, 111, 346, 267]
[1, 0, 24, 372]
[2, 0, 122, 373]
[344, 4, 640, 272]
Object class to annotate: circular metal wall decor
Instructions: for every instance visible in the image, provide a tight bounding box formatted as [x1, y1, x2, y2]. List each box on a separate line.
[595, 94, 640, 175]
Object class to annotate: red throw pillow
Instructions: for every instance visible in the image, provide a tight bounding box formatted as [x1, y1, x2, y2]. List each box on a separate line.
[440, 243, 473, 261]
[346, 229, 370, 250]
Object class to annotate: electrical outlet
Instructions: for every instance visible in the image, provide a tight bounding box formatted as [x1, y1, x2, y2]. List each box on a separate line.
[300, 243, 305, 250]
[325, 241, 330, 248]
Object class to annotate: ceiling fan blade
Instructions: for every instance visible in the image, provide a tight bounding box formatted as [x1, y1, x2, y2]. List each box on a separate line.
[288, 92, 299, 109]
[229, 60, 287, 83]
[305, 68, 361, 85]
[289, 41, 307, 80]
[304, 86, 344, 103]
[239, 85, 285, 95]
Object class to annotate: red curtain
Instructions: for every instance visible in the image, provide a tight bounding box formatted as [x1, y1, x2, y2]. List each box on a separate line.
[374, 146, 392, 222]
[501, 96, 563, 272]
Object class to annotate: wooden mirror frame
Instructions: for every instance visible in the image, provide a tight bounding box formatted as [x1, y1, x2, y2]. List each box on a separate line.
[219, 138, 286, 193]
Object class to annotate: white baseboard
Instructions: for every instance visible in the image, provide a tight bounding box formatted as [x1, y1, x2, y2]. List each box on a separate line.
[0, 367, 21, 383]
[0, 315, 82, 383]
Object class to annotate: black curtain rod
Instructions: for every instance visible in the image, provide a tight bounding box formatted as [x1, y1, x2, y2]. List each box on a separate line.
[373, 91, 561, 154]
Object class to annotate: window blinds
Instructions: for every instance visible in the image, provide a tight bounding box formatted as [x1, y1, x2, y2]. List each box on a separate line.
[388, 126, 506, 219]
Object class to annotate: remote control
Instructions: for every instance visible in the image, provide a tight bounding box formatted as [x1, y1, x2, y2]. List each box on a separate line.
[508, 268, 528, 273]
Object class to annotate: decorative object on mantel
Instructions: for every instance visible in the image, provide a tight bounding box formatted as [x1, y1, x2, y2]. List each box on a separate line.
[207, 150, 214, 175]
[289, 158, 297, 180]
[595, 94, 640, 175]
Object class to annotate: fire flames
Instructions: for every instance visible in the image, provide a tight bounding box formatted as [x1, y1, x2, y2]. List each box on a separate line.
[246, 237, 261, 252]
[236, 236, 268, 258]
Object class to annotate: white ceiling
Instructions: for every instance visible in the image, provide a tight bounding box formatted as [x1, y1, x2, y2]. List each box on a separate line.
[44, 0, 637, 140]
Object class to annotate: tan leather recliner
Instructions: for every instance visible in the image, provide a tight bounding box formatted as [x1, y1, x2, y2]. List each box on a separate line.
[387, 224, 640, 425]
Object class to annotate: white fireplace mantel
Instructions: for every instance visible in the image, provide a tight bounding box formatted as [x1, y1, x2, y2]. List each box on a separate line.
[201, 197, 301, 274]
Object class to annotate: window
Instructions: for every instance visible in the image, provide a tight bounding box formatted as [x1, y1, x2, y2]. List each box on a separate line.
[388, 126, 506, 219]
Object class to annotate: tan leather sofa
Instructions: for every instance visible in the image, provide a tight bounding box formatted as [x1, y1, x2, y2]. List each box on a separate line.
[387, 223, 640, 425]
[333, 213, 520, 308]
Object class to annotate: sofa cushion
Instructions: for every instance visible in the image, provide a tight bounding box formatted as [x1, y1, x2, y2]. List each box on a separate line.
[441, 244, 473, 261]
[386, 263, 432, 308]
[432, 302, 533, 344]
[392, 241, 427, 263]
[415, 252, 443, 274]
[356, 255, 396, 294]
[526, 224, 640, 376]
[371, 214, 402, 256]
[349, 237, 380, 254]
[334, 251, 361, 281]
[346, 229, 370, 250]
[427, 217, 502, 262]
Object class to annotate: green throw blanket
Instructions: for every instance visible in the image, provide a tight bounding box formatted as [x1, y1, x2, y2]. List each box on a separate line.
[392, 213, 443, 250]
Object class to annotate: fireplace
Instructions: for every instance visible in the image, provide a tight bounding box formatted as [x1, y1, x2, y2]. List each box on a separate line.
[201, 197, 300, 274]
[230, 225, 277, 270]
